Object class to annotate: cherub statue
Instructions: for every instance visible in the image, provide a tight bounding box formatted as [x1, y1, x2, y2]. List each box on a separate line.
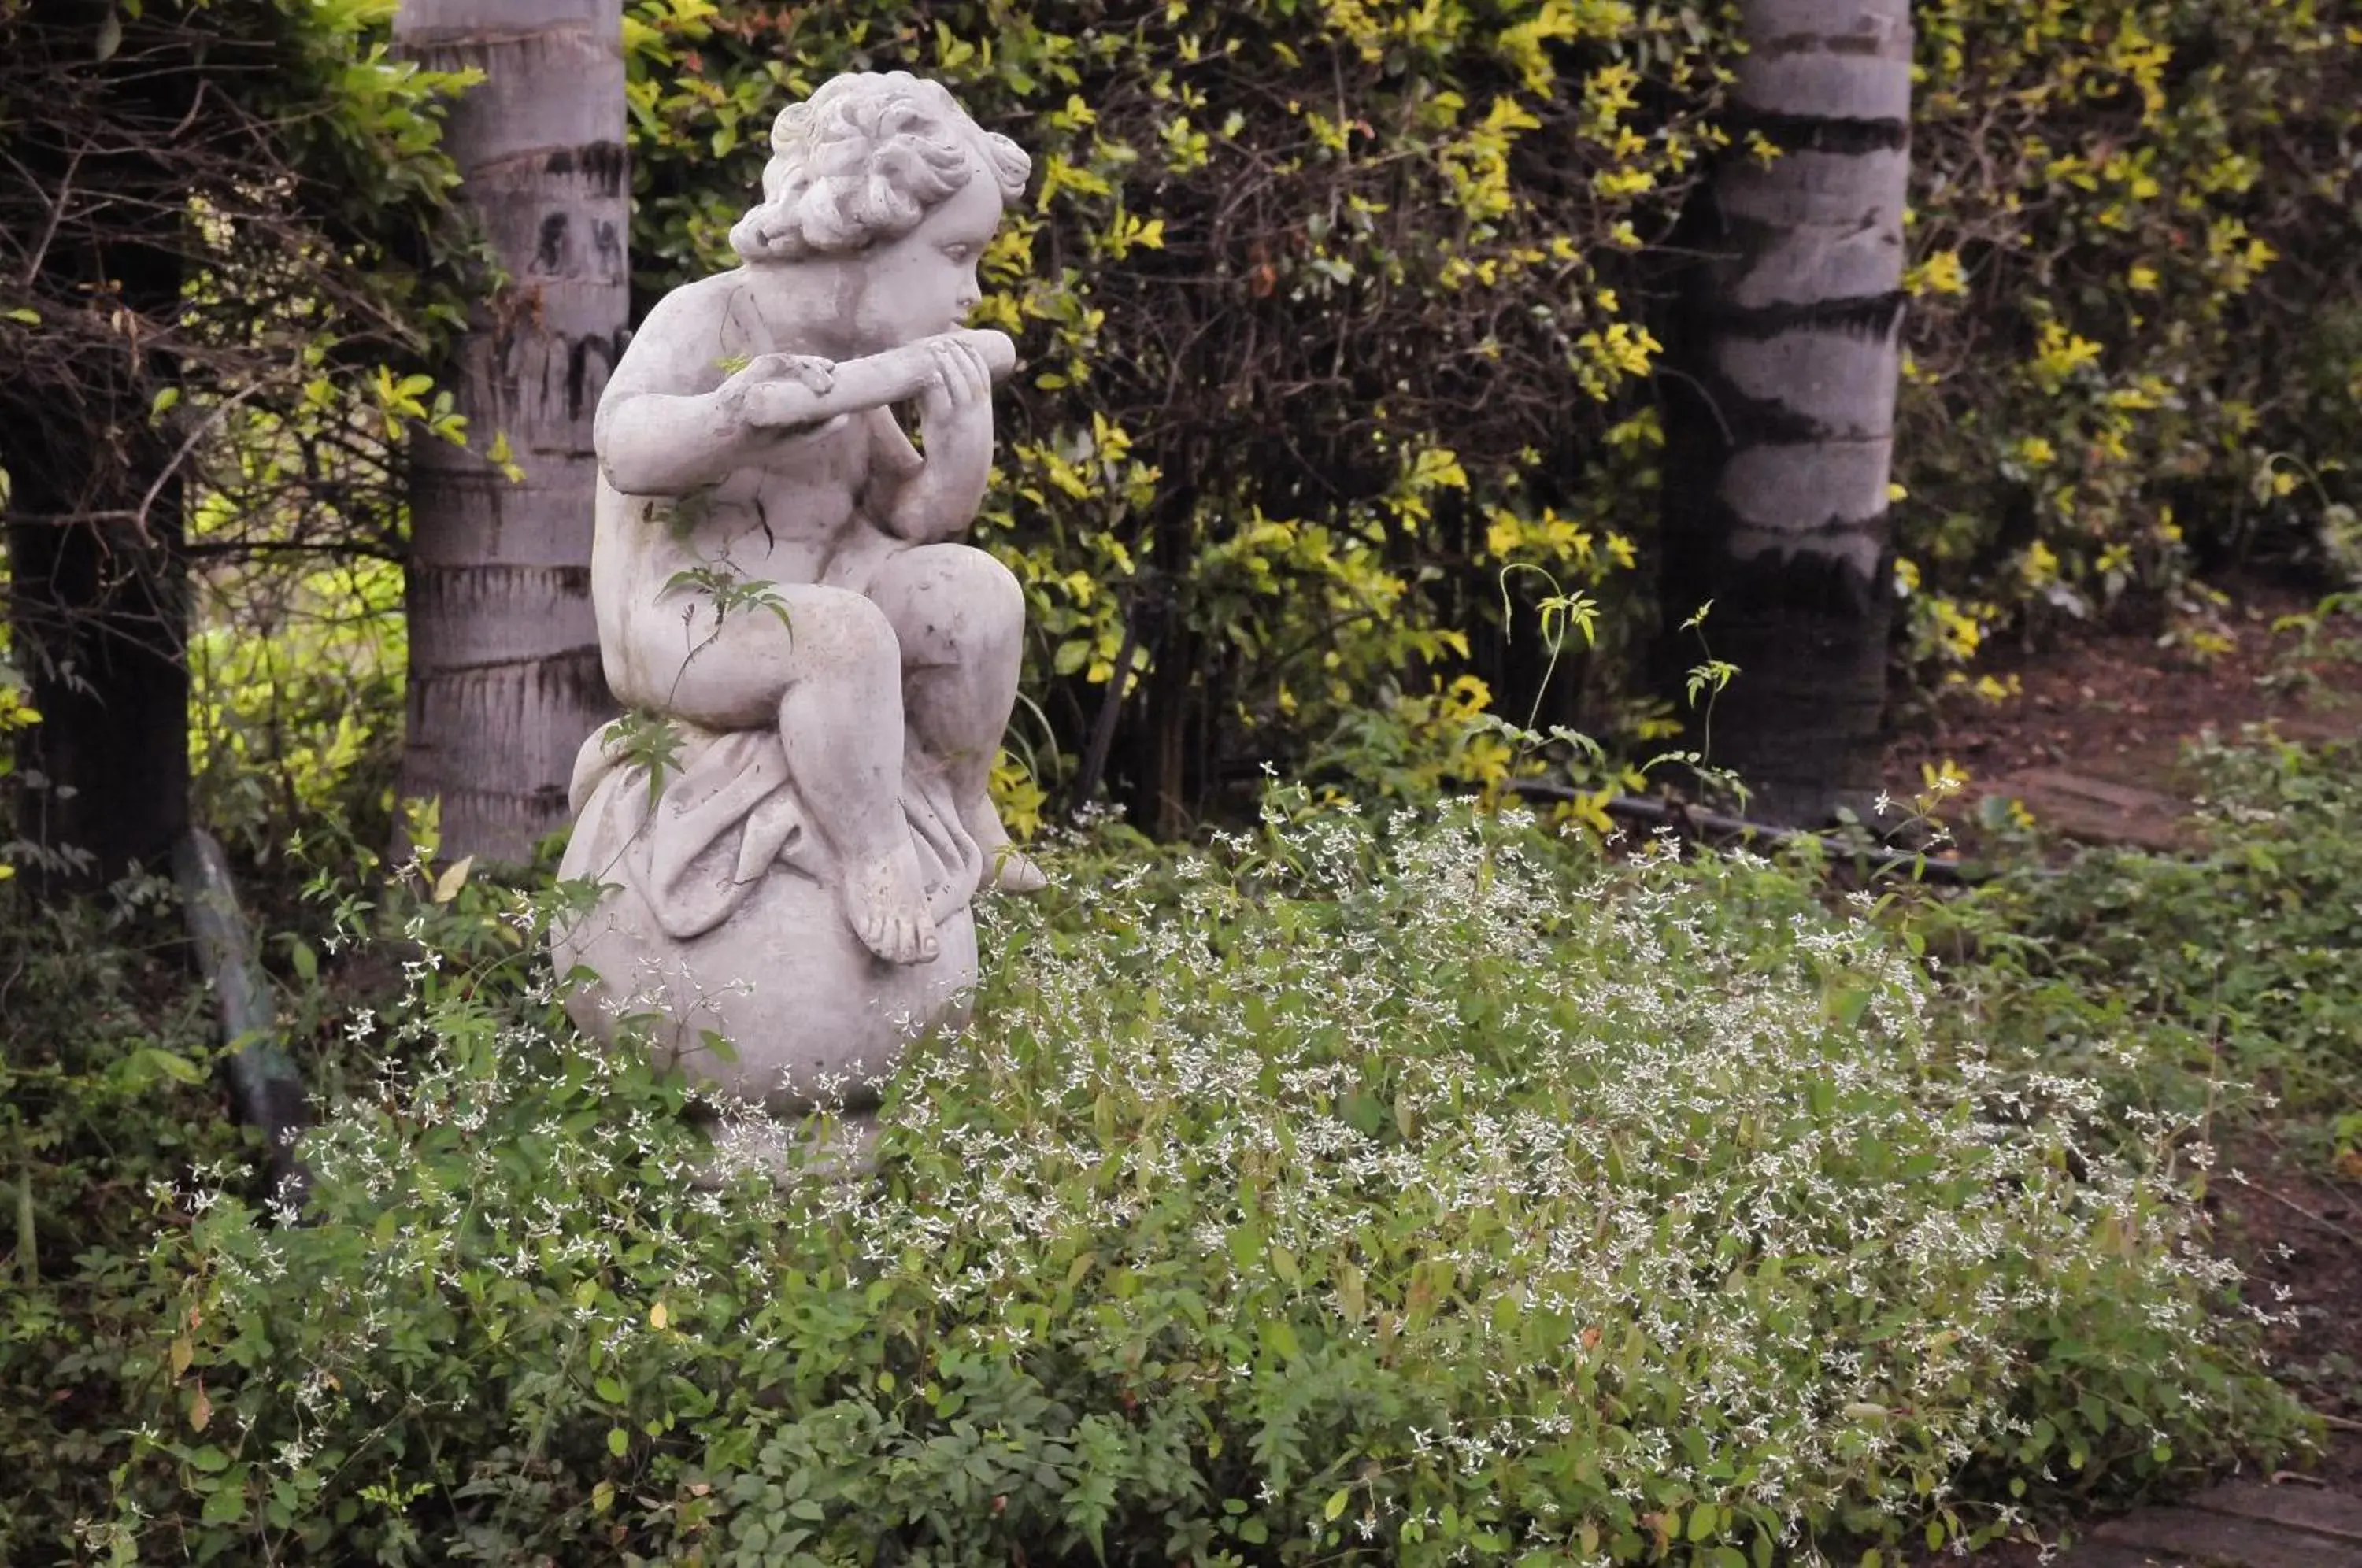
[553, 73, 1045, 1110]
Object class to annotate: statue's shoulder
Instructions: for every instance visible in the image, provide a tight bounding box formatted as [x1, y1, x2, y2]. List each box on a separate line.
[629, 268, 766, 367]
[619, 267, 775, 390]
[661, 267, 751, 309]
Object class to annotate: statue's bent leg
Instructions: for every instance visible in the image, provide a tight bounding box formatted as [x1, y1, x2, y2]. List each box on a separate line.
[869, 544, 1044, 892]
[628, 581, 940, 964]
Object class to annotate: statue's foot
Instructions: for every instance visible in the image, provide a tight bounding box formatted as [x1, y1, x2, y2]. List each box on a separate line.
[842, 851, 940, 964]
[963, 796, 1049, 895]
[987, 844, 1050, 895]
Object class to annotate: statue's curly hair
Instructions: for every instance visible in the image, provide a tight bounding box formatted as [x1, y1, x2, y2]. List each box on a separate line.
[729, 72, 1030, 263]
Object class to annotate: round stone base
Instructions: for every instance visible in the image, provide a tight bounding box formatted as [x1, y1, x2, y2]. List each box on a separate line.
[551, 860, 976, 1115]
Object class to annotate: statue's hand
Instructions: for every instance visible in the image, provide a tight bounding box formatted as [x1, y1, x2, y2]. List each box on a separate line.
[897, 335, 996, 539]
[721, 353, 848, 436]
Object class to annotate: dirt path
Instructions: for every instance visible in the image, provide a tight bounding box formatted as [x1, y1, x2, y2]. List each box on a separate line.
[1881, 579, 2360, 852]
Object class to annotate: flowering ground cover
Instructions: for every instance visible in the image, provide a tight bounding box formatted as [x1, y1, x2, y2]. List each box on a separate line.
[7, 787, 2319, 1565]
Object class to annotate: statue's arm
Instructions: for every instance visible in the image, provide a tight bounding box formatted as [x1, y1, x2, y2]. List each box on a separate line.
[598, 303, 1018, 501]
[594, 287, 777, 497]
[860, 408, 928, 538]
[870, 333, 1005, 544]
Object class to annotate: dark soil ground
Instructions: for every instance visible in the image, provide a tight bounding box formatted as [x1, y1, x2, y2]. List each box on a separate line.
[1882, 579, 2362, 1559]
[1883, 579, 2362, 852]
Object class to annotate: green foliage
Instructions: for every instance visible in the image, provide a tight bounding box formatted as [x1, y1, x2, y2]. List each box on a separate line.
[31, 802, 2305, 1564]
[1895, 0, 2362, 690]
[611, 0, 2362, 808]
[1927, 730, 2362, 1145]
[190, 557, 408, 870]
[621, 0, 1708, 818]
[0, 0, 477, 878]
[0, 878, 246, 1566]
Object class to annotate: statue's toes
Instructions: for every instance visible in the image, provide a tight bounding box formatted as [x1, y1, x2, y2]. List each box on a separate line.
[857, 908, 939, 967]
[889, 914, 940, 966]
[853, 908, 897, 963]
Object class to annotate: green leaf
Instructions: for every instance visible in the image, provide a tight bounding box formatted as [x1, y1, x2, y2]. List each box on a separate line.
[1324, 1488, 1349, 1522]
[607, 1426, 629, 1458]
[136, 1048, 207, 1085]
[200, 1477, 246, 1525]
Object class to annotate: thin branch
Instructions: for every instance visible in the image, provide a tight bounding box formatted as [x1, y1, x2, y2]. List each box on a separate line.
[2225, 1172, 2362, 1250]
[18, 139, 85, 287]
[128, 379, 270, 541]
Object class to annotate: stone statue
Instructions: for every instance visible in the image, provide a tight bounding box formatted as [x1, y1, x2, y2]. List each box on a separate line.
[553, 72, 1042, 1115]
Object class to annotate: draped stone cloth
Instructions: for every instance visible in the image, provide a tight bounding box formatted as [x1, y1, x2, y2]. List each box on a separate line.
[561, 719, 986, 942]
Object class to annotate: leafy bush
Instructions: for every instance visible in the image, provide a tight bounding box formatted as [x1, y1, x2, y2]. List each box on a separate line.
[623, 0, 1725, 823]
[0, 878, 245, 1567]
[1933, 730, 2362, 1143]
[58, 802, 2305, 1565]
[1897, 0, 2362, 684]
[613, 0, 2362, 814]
[190, 555, 409, 874]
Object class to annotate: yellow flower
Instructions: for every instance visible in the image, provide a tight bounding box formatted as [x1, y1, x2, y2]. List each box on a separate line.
[1905, 249, 1969, 297]
[1920, 759, 1971, 799]
[2020, 540, 2060, 586]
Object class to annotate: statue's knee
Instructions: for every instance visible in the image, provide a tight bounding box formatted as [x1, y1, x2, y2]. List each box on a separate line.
[879, 546, 1024, 668]
[790, 591, 901, 682]
[936, 547, 1024, 645]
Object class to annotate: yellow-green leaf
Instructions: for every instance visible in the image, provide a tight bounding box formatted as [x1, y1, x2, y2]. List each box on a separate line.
[431, 855, 474, 904]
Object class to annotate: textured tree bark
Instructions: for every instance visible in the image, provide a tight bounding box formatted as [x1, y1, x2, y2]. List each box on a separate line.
[393, 0, 626, 864]
[1659, 0, 1912, 825]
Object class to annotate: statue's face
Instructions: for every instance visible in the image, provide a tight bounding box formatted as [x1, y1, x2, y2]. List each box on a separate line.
[848, 161, 1000, 351]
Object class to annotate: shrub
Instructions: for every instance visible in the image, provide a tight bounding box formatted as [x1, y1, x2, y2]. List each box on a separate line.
[189, 554, 408, 875]
[1932, 730, 2362, 1145]
[616, 0, 2362, 812]
[1897, 0, 2362, 686]
[68, 802, 2305, 1564]
[623, 0, 1723, 823]
[0, 878, 245, 1567]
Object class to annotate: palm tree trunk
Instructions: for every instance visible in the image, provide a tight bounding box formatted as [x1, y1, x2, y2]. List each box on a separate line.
[393, 0, 625, 864]
[1660, 0, 1912, 825]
